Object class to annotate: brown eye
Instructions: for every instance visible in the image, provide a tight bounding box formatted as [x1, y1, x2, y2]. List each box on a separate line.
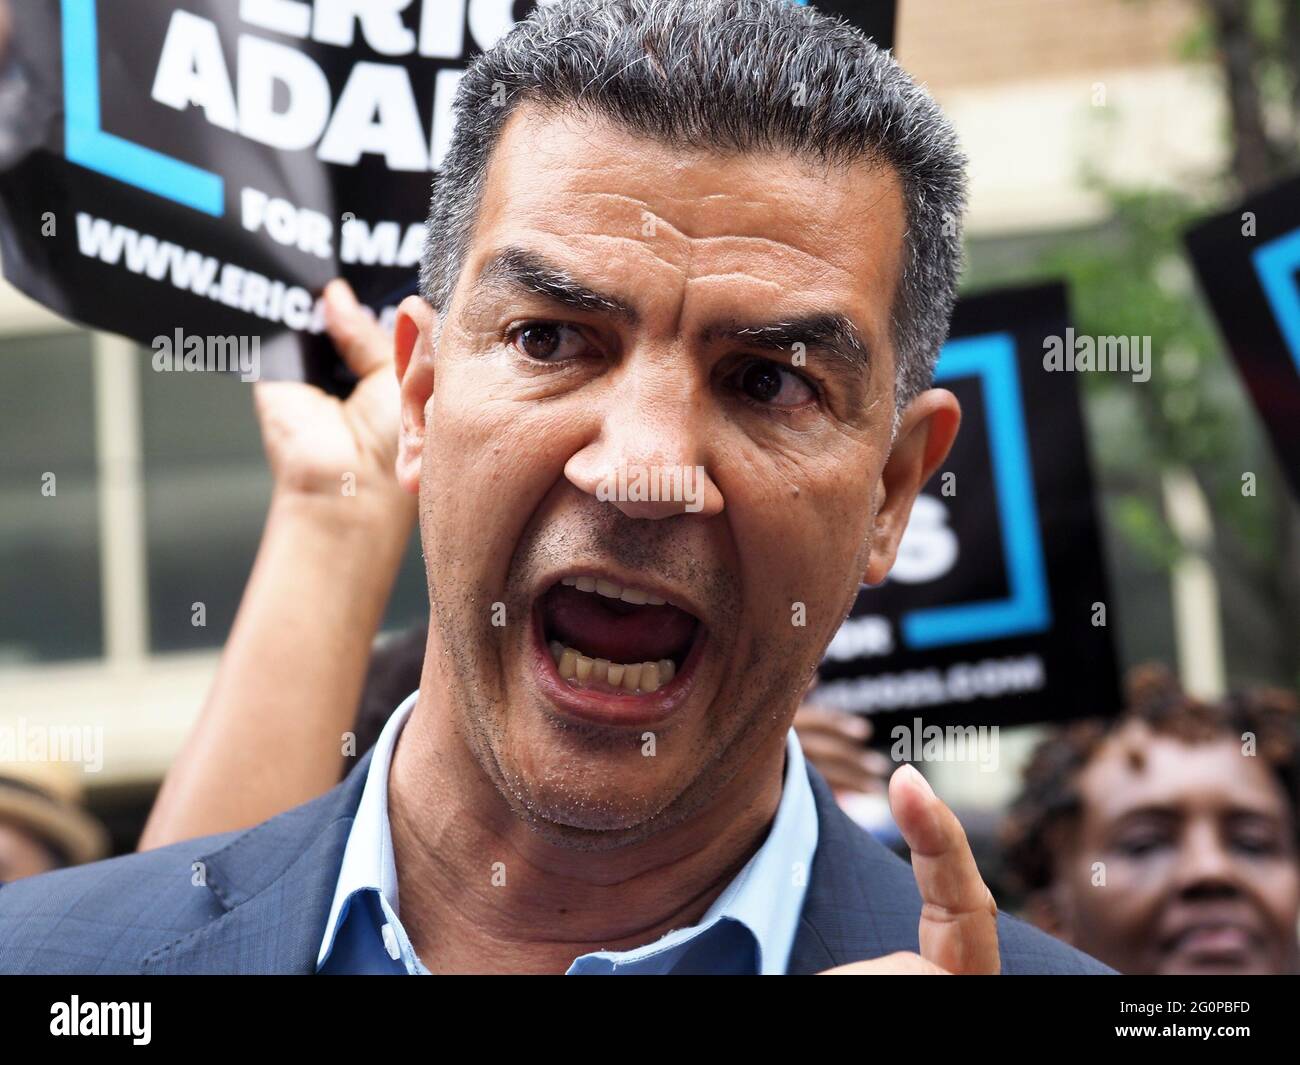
[512, 323, 590, 361]
[736, 359, 815, 408]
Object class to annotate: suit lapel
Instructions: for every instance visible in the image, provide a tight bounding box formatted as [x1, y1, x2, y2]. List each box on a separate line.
[786, 764, 924, 973]
[141, 751, 374, 974]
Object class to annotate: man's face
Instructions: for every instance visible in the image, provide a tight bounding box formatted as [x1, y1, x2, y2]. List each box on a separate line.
[396, 105, 956, 848]
[1051, 722, 1300, 974]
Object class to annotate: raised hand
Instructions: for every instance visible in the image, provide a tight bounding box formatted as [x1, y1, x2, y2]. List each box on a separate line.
[821, 764, 1000, 974]
[254, 279, 411, 516]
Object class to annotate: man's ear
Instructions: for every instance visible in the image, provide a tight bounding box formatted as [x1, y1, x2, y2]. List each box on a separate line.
[863, 387, 960, 586]
[394, 295, 439, 495]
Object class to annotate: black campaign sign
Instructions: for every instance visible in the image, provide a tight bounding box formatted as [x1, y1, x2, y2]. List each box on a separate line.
[0, 0, 895, 394]
[813, 284, 1120, 729]
[1185, 174, 1300, 499]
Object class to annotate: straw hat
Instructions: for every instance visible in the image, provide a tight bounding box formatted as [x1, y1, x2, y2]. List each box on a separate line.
[0, 760, 109, 866]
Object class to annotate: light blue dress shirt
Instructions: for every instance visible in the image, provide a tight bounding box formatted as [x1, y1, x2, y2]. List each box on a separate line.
[317, 690, 819, 975]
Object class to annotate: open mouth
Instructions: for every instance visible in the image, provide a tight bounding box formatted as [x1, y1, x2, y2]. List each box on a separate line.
[536, 574, 702, 698]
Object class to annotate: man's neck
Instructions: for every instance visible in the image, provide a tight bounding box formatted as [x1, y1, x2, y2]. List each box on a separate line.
[386, 690, 787, 975]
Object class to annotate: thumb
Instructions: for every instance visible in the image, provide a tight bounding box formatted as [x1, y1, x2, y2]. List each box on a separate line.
[323, 279, 391, 379]
[889, 764, 1000, 975]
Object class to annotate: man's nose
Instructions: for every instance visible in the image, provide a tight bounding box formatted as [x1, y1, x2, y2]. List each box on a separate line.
[564, 368, 724, 520]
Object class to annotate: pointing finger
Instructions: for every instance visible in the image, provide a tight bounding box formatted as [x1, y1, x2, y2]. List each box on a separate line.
[889, 764, 1000, 975]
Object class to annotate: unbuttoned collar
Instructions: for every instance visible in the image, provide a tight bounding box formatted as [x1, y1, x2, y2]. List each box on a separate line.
[316, 691, 818, 975]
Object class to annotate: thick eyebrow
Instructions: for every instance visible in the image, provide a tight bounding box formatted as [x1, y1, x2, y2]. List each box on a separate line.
[472, 247, 868, 375]
[706, 314, 870, 376]
[473, 247, 638, 323]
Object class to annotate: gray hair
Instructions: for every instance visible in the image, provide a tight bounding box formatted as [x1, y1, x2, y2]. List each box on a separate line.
[420, 0, 967, 413]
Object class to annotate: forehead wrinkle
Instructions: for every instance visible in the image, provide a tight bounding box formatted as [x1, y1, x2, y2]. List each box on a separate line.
[541, 179, 861, 280]
[682, 237, 879, 344]
[550, 231, 692, 278]
[541, 160, 813, 232]
[685, 231, 856, 275]
[555, 189, 692, 239]
[520, 188, 694, 274]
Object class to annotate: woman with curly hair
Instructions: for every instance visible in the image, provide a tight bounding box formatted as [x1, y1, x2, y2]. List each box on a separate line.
[1003, 664, 1300, 974]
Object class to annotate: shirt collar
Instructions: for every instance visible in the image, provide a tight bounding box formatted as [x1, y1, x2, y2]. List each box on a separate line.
[566, 726, 817, 975]
[317, 692, 818, 974]
[316, 688, 415, 969]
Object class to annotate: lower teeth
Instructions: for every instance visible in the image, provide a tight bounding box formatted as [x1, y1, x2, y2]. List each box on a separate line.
[549, 641, 677, 693]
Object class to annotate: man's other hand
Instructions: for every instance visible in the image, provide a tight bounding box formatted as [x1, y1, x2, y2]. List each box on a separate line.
[254, 279, 409, 512]
[820, 765, 1001, 975]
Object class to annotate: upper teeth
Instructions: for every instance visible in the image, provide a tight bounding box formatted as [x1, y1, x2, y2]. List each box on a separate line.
[561, 574, 667, 606]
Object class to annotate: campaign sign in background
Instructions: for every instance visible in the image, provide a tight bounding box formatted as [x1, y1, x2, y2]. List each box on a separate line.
[1185, 174, 1300, 499]
[814, 284, 1121, 730]
[0, 0, 895, 394]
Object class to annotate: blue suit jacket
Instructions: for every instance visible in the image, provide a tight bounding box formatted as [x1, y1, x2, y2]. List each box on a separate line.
[0, 754, 1111, 974]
